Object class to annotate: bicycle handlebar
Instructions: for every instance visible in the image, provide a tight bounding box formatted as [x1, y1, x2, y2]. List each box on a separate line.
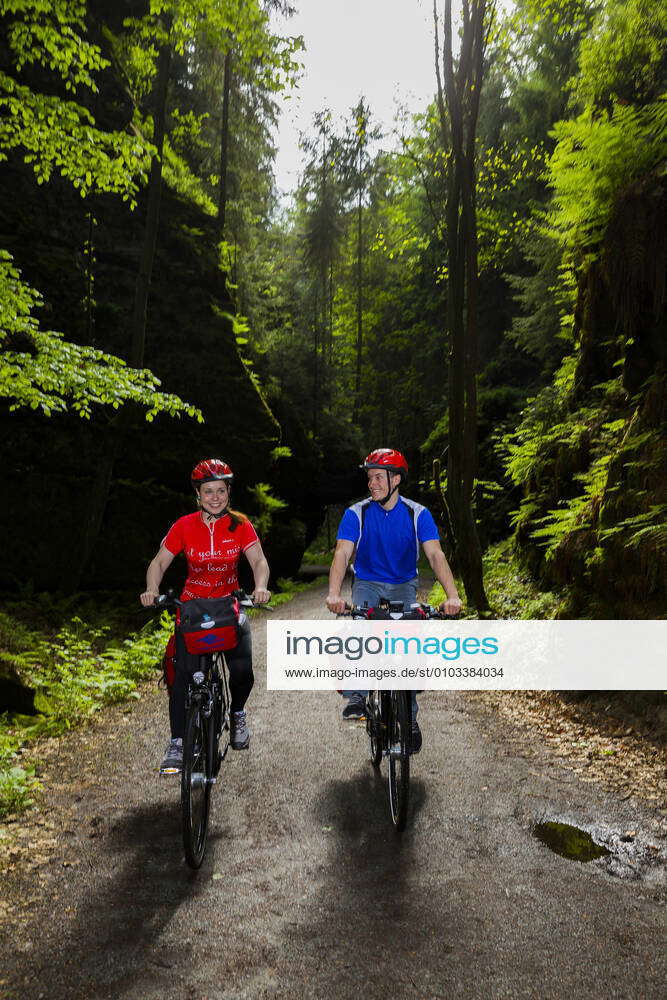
[146, 588, 267, 612]
[337, 601, 461, 620]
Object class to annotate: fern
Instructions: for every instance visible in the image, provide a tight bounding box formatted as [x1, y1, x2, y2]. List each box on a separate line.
[548, 97, 667, 257]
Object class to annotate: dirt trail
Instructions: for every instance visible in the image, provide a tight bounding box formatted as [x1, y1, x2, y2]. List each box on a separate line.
[1, 583, 665, 999]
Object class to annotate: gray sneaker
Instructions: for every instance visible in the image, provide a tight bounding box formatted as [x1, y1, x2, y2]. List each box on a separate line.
[231, 710, 250, 750]
[160, 737, 183, 773]
[342, 695, 366, 720]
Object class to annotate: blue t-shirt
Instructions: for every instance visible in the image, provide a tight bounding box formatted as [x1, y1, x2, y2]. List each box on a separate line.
[337, 496, 439, 584]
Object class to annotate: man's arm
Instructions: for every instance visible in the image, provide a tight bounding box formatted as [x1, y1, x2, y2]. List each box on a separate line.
[326, 538, 355, 613]
[422, 539, 463, 615]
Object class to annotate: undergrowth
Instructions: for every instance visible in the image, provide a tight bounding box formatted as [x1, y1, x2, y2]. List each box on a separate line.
[0, 610, 172, 819]
[0, 577, 326, 818]
[427, 538, 563, 619]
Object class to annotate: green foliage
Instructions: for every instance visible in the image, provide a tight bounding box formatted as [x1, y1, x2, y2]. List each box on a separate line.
[0, 1, 149, 200]
[0, 251, 203, 420]
[484, 539, 562, 619]
[476, 140, 549, 270]
[574, 0, 667, 107]
[0, 1, 205, 421]
[8, 615, 172, 735]
[506, 224, 570, 369]
[428, 538, 562, 619]
[600, 504, 667, 551]
[0, 609, 172, 816]
[122, 0, 302, 85]
[270, 446, 293, 461]
[0, 608, 35, 656]
[247, 482, 287, 537]
[0, 732, 40, 817]
[4, 1, 106, 87]
[496, 0, 667, 612]
[548, 99, 667, 255]
[501, 353, 577, 484]
[529, 453, 612, 558]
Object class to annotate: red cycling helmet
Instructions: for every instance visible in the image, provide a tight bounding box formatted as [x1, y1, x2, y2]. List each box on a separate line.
[362, 448, 408, 479]
[362, 448, 408, 506]
[191, 458, 234, 487]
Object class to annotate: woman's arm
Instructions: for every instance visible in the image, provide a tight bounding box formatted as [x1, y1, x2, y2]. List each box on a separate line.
[139, 545, 176, 606]
[244, 541, 271, 604]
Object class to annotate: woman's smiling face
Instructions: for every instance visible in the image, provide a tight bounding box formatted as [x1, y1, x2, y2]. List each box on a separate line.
[199, 480, 229, 515]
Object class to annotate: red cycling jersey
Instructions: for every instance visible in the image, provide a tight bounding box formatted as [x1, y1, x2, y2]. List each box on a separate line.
[162, 511, 259, 600]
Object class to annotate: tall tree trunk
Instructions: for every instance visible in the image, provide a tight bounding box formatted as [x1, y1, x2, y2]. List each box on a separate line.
[73, 22, 173, 587]
[84, 202, 95, 344]
[130, 36, 172, 368]
[217, 48, 232, 239]
[313, 289, 319, 435]
[328, 261, 334, 366]
[319, 136, 329, 410]
[436, 0, 490, 611]
[352, 180, 363, 424]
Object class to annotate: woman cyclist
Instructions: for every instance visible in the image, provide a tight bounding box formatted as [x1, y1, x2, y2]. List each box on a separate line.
[140, 459, 271, 773]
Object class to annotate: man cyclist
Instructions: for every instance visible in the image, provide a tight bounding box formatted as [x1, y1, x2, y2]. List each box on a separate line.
[325, 448, 462, 752]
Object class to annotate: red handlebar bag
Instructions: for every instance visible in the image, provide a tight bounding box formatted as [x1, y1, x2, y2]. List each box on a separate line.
[179, 596, 241, 655]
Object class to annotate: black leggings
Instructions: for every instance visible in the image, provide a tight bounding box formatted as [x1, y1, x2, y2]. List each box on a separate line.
[169, 618, 254, 739]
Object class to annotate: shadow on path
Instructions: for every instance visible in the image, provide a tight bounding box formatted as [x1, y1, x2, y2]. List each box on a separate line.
[9, 799, 225, 999]
[276, 768, 445, 998]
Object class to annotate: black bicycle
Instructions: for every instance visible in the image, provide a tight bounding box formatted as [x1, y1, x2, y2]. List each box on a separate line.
[340, 600, 453, 831]
[151, 589, 255, 868]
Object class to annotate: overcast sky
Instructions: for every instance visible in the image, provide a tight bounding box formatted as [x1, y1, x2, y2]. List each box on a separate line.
[271, 0, 443, 197]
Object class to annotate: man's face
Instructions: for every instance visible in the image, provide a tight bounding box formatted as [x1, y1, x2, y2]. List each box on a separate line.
[367, 468, 400, 500]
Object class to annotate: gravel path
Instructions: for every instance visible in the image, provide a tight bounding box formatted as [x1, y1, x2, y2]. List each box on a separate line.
[1, 583, 665, 999]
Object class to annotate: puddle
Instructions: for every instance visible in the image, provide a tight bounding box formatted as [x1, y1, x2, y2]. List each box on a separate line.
[533, 821, 611, 862]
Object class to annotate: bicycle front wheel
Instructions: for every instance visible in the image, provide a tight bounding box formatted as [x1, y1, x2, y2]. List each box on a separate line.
[181, 702, 211, 869]
[388, 690, 410, 830]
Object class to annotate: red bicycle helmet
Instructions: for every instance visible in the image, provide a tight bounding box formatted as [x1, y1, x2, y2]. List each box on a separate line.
[362, 448, 408, 479]
[191, 458, 234, 487]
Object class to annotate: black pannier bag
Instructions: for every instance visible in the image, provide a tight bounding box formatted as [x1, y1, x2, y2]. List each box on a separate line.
[178, 595, 241, 655]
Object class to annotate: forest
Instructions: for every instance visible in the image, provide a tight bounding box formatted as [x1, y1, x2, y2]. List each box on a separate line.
[0, 0, 665, 813]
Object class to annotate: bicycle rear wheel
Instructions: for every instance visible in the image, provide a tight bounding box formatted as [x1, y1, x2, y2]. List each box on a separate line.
[366, 691, 382, 767]
[181, 701, 211, 868]
[388, 690, 410, 830]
